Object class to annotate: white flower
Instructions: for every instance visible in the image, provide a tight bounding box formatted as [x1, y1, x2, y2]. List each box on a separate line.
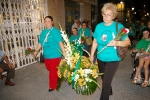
[84, 69, 92, 77]
[78, 39, 81, 44]
[85, 77, 92, 82]
[74, 74, 79, 82]
[84, 69, 92, 75]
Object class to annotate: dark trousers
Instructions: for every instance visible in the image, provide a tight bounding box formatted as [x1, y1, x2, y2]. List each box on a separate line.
[0, 61, 15, 79]
[98, 59, 119, 100]
[128, 35, 134, 46]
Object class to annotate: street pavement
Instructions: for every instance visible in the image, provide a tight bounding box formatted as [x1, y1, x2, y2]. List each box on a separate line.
[0, 50, 150, 100]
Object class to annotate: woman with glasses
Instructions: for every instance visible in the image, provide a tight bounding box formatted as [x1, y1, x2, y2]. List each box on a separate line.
[89, 3, 130, 100]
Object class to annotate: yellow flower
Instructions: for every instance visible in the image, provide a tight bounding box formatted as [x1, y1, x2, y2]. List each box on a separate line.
[83, 81, 86, 86]
[59, 59, 67, 66]
[63, 69, 68, 78]
[78, 78, 86, 87]
[71, 56, 77, 63]
[78, 68, 85, 77]
[71, 61, 76, 68]
[74, 52, 80, 58]
[78, 78, 84, 83]
[57, 70, 62, 78]
[68, 71, 71, 77]
[92, 69, 98, 78]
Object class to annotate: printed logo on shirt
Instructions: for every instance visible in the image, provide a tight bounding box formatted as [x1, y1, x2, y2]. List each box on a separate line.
[100, 30, 113, 41]
[101, 34, 107, 41]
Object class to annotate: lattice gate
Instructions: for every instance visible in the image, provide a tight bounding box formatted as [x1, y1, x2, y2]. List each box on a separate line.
[0, 0, 47, 69]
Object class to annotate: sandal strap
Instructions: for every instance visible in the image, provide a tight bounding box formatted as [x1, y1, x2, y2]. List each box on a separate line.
[141, 81, 149, 87]
[143, 81, 148, 83]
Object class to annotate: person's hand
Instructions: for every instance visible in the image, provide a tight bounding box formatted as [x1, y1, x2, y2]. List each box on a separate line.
[107, 40, 117, 46]
[8, 63, 15, 69]
[33, 51, 38, 57]
[89, 55, 94, 64]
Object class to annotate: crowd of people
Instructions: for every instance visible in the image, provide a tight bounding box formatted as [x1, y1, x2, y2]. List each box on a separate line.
[121, 13, 150, 88]
[1, 2, 150, 100]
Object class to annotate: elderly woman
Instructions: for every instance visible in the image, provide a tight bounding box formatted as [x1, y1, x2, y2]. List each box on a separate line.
[33, 16, 65, 92]
[89, 3, 130, 100]
[132, 28, 150, 87]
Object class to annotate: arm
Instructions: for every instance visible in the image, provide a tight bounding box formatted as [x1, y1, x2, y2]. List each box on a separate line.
[33, 43, 42, 56]
[108, 37, 130, 47]
[2, 55, 15, 69]
[89, 39, 98, 63]
[59, 42, 66, 57]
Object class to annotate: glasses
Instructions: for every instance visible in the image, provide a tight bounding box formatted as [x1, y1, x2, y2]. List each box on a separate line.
[102, 13, 112, 17]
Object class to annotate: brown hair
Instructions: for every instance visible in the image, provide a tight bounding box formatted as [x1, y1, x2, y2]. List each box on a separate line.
[44, 16, 53, 21]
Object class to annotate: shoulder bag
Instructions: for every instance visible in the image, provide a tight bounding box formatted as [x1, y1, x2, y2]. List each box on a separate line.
[40, 27, 54, 62]
[116, 23, 128, 61]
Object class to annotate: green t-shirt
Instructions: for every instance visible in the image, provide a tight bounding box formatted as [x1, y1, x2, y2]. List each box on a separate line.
[136, 39, 150, 52]
[93, 21, 127, 62]
[39, 27, 62, 58]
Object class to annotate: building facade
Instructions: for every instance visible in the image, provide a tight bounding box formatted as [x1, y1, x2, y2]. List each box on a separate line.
[0, 0, 98, 69]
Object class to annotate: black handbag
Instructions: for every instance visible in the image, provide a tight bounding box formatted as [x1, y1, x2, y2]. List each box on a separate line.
[40, 53, 44, 62]
[116, 23, 128, 60]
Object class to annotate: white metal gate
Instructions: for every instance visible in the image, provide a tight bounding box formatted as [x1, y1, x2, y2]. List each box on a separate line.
[0, 0, 47, 69]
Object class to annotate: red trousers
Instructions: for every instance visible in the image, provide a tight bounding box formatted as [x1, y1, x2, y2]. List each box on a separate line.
[44, 58, 61, 89]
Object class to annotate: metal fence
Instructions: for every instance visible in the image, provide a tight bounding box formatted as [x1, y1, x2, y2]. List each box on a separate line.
[0, 0, 47, 69]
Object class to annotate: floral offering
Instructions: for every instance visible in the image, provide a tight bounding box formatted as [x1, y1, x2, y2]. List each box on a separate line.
[97, 28, 129, 54]
[25, 47, 35, 55]
[57, 23, 102, 95]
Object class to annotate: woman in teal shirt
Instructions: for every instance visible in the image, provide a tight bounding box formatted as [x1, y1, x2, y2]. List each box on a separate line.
[70, 28, 79, 43]
[78, 21, 91, 56]
[89, 3, 130, 100]
[33, 16, 65, 92]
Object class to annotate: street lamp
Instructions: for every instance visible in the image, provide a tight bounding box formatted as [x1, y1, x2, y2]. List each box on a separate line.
[120, 1, 123, 22]
[117, 1, 124, 22]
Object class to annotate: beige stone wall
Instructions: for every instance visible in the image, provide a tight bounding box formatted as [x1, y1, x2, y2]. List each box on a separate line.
[47, 0, 65, 29]
[83, 3, 91, 21]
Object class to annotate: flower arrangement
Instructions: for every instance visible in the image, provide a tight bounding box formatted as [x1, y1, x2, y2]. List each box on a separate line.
[25, 47, 35, 55]
[57, 23, 102, 95]
[97, 28, 129, 54]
